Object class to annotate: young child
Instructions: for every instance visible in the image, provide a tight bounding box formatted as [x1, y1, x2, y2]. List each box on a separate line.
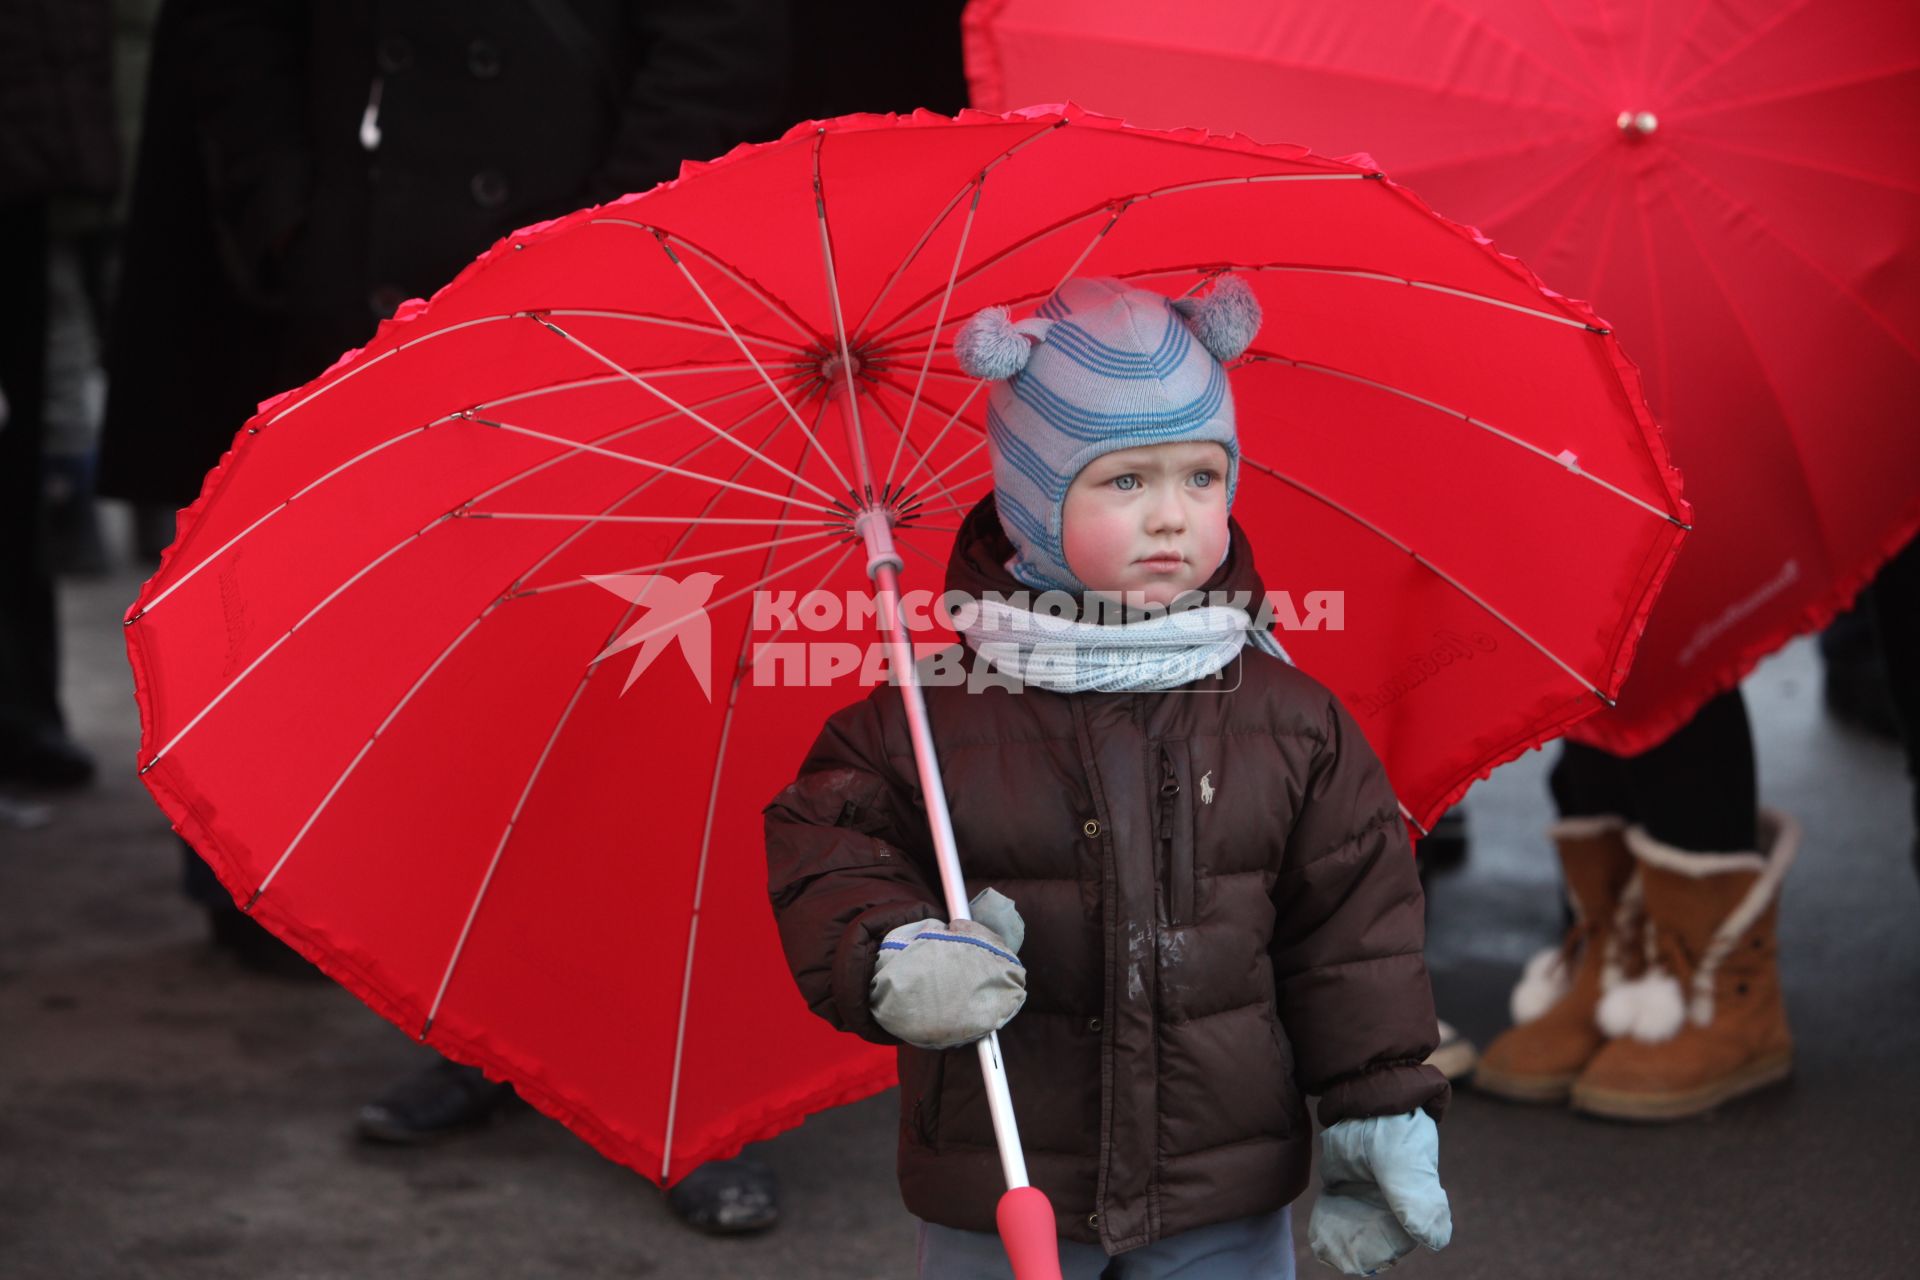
[765, 276, 1452, 1278]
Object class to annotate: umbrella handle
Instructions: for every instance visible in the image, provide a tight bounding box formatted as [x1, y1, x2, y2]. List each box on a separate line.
[858, 511, 1064, 1280]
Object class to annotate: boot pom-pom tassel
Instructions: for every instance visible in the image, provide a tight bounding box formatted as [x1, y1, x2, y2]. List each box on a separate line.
[1509, 946, 1571, 1025]
[1595, 970, 1686, 1043]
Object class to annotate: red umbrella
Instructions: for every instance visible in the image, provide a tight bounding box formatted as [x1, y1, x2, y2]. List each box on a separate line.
[967, 0, 1920, 753]
[126, 107, 1682, 1262]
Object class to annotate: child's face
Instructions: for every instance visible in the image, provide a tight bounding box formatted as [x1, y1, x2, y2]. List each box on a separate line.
[1060, 441, 1232, 607]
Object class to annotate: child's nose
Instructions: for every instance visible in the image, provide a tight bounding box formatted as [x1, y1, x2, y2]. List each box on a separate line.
[1145, 486, 1187, 532]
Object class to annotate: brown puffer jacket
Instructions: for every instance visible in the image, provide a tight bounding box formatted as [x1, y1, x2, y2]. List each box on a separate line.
[764, 496, 1448, 1253]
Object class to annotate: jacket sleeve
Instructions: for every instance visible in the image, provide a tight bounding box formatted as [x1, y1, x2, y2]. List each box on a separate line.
[180, 0, 310, 303]
[1269, 693, 1450, 1127]
[590, 0, 790, 201]
[764, 687, 944, 1046]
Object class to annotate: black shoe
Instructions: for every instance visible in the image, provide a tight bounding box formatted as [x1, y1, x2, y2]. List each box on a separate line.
[208, 907, 326, 981]
[357, 1060, 519, 1144]
[0, 725, 97, 790]
[666, 1156, 780, 1235]
[44, 456, 110, 577]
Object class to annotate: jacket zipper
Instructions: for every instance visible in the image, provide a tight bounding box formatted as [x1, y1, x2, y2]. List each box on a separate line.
[1158, 746, 1180, 925]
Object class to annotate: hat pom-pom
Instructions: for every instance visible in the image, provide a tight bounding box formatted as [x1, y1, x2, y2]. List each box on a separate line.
[1174, 274, 1263, 362]
[956, 306, 1045, 381]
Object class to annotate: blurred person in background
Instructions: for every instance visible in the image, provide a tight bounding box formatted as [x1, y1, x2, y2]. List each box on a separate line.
[0, 0, 118, 793]
[95, 0, 792, 1234]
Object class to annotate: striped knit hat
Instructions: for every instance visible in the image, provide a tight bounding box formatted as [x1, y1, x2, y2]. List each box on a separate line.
[954, 275, 1262, 592]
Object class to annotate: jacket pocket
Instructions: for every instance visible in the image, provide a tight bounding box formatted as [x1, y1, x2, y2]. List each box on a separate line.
[1156, 740, 1196, 925]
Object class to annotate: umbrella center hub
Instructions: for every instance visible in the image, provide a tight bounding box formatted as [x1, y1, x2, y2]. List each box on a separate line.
[821, 351, 864, 385]
[1615, 110, 1659, 140]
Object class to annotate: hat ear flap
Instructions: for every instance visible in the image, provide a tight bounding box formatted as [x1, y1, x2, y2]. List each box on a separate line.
[956, 307, 1055, 380]
[1173, 274, 1263, 362]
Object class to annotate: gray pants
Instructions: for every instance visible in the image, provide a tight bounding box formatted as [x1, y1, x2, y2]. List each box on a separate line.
[916, 1206, 1294, 1279]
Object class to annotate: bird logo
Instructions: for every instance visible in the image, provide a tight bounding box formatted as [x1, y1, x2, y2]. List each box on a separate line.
[584, 572, 722, 700]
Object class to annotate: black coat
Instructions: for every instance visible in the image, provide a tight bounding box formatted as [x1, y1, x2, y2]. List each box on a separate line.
[0, 0, 118, 202]
[765, 497, 1448, 1253]
[99, 0, 789, 506]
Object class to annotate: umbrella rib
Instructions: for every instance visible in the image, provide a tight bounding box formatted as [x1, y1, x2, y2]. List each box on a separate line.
[873, 259, 1599, 358]
[1584, 171, 1628, 305]
[507, 401, 840, 598]
[261, 315, 509, 427]
[883, 175, 986, 497]
[132, 379, 781, 622]
[1580, 0, 1633, 105]
[589, 219, 819, 345]
[140, 511, 461, 774]
[1239, 354, 1685, 526]
[866, 173, 1370, 345]
[855, 368, 994, 503]
[1681, 133, 1920, 196]
[879, 379, 987, 501]
[265, 311, 801, 436]
[1049, 24, 1598, 117]
[812, 129, 877, 495]
[462, 411, 842, 514]
[862, 380, 968, 512]
[508, 528, 844, 590]
[851, 122, 1065, 339]
[1418, 0, 1615, 107]
[245, 400, 797, 904]
[1626, 173, 1676, 418]
[525, 314, 849, 503]
[1666, 60, 1920, 123]
[1468, 139, 1618, 236]
[1385, 124, 1609, 180]
[462, 381, 790, 509]
[651, 231, 859, 495]
[920, 439, 990, 495]
[1659, 176, 1839, 570]
[581, 535, 851, 663]
[1664, 148, 1920, 362]
[660, 535, 860, 1180]
[1525, 155, 1623, 289]
[1659, 0, 1819, 110]
[1649, 0, 1728, 93]
[131, 426, 436, 618]
[546, 307, 813, 356]
[425, 418, 841, 1038]
[1237, 454, 1615, 704]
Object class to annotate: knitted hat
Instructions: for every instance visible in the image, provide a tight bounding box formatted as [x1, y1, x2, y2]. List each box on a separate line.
[954, 275, 1262, 592]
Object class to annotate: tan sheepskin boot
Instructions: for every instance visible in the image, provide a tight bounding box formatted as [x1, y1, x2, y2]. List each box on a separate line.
[1570, 809, 1798, 1121]
[1474, 817, 1642, 1103]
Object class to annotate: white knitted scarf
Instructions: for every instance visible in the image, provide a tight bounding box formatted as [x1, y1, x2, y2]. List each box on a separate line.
[958, 597, 1292, 693]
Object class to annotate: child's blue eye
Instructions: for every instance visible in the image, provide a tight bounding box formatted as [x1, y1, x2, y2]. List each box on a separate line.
[1191, 470, 1216, 487]
[1112, 474, 1139, 492]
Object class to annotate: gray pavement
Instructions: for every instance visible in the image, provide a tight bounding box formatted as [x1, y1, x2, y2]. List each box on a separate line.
[3, 557, 1917, 1279]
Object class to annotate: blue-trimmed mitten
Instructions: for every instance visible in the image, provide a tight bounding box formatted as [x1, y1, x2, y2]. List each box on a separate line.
[869, 888, 1027, 1050]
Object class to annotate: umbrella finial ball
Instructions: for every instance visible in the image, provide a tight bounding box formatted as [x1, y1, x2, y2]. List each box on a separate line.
[1616, 110, 1659, 139]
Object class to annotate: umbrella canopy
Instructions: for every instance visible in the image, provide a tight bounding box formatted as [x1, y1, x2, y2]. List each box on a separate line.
[126, 106, 1684, 1187]
[966, 0, 1920, 753]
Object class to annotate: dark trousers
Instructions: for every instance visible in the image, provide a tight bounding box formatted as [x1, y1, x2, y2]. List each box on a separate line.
[1867, 533, 1920, 828]
[1550, 687, 1758, 851]
[0, 199, 67, 748]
